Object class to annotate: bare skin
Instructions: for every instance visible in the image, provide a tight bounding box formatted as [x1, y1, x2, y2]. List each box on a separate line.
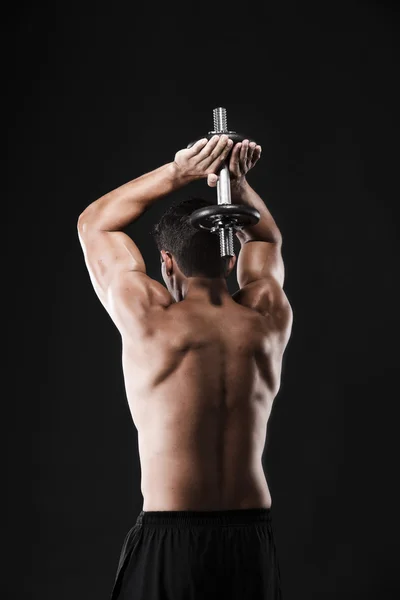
[123, 283, 291, 511]
[78, 135, 293, 511]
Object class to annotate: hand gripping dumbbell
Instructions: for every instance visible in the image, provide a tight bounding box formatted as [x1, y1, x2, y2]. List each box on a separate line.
[187, 107, 260, 258]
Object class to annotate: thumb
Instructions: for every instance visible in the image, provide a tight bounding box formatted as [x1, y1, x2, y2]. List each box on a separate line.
[207, 173, 218, 187]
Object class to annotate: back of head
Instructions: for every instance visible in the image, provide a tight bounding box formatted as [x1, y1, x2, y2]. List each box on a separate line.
[152, 197, 231, 278]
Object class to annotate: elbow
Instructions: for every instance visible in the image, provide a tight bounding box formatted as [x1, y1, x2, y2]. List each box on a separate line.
[77, 205, 98, 234]
[77, 211, 89, 234]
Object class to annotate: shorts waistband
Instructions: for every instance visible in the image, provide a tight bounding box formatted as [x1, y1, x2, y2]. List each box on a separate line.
[135, 508, 271, 527]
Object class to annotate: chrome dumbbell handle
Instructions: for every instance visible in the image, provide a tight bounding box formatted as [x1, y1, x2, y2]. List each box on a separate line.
[210, 107, 232, 207]
[210, 107, 233, 254]
[188, 107, 260, 259]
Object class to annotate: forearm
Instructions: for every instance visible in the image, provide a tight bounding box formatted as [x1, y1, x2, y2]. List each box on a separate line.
[231, 178, 282, 244]
[78, 162, 189, 231]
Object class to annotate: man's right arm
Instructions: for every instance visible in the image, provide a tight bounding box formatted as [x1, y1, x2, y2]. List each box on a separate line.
[231, 178, 285, 288]
[224, 138, 292, 339]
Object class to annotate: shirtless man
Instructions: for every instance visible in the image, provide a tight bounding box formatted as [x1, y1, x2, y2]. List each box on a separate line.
[78, 134, 293, 599]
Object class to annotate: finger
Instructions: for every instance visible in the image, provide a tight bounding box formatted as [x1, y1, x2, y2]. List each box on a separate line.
[240, 139, 249, 170]
[206, 142, 234, 175]
[214, 137, 234, 164]
[247, 141, 256, 165]
[185, 137, 209, 157]
[200, 134, 229, 166]
[207, 173, 218, 187]
[251, 145, 262, 165]
[201, 134, 233, 168]
[229, 142, 242, 171]
[197, 134, 221, 161]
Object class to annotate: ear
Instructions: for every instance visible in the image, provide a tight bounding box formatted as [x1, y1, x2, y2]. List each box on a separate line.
[223, 254, 237, 277]
[161, 250, 173, 275]
[228, 254, 236, 273]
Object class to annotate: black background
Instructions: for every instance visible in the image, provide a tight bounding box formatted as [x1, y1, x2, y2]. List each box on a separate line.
[6, 1, 400, 598]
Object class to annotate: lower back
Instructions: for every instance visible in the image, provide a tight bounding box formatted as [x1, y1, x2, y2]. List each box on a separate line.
[123, 298, 279, 510]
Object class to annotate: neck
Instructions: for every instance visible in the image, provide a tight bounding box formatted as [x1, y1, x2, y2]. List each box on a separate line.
[180, 277, 230, 302]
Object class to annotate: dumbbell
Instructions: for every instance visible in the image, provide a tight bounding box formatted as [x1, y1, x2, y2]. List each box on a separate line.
[187, 107, 260, 258]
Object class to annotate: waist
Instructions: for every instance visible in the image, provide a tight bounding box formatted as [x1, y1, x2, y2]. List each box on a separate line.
[141, 477, 272, 511]
[135, 507, 272, 528]
[140, 452, 271, 511]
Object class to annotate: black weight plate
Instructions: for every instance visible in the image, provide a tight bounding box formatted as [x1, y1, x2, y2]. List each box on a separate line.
[187, 132, 255, 149]
[190, 204, 260, 230]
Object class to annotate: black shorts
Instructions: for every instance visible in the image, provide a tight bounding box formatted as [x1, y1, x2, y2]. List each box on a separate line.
[110, 507, 282, 599]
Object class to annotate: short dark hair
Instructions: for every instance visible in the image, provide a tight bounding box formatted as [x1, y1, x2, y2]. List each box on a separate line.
[151, 197, 230, 278]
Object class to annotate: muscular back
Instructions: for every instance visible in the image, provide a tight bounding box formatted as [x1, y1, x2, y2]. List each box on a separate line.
[78, 179, 293, 510]
[121, 286, 292, 511]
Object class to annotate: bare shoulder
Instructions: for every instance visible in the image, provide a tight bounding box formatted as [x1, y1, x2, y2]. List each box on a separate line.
[105, 271, 175, 343]
[232, 276, 293, 339]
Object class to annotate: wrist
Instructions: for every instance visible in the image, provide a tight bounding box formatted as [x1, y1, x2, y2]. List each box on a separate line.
[230, 176, 248, 196]
[169, 161, 196, 186]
